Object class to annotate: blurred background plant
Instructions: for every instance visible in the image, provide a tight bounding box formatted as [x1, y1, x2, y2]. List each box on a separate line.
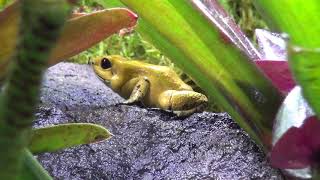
[0, 0, 13, 10]
[219, 0, 267, 39]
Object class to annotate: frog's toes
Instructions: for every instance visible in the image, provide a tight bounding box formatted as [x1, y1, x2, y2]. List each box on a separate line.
[122, 99, 136, 105]
[173, 109, 195, 117]
[118, 100, 144, 107]
[173, 103, 207, 117]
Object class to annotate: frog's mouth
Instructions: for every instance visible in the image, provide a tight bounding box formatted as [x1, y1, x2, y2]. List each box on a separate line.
[95, 74, 111, 86]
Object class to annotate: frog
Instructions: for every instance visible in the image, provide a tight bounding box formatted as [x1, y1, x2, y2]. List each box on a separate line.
[90, 55, 208, 116]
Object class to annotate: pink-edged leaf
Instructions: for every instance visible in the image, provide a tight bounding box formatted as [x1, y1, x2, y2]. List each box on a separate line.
[48, 8, 138, 65]
[254, 30, 295, 93]
[0, 2, 138, 79]
[270, 116, 320, 169]
[270, 126, 312, 169]
[272, 86, 314, 177]
[255, 60, 295, 94]
[193, 0, 261, 60]
[255, 29, 287, 60]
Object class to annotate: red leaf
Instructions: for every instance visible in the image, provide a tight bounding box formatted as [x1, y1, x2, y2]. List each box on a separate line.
[270, 127, 312, 169]
[255, 60, 295, 94]
[301, 117, 320, 152]
[270, 116, 320, 169]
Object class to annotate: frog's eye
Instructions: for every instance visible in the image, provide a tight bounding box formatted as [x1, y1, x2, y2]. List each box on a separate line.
[101, 58, 112, 69]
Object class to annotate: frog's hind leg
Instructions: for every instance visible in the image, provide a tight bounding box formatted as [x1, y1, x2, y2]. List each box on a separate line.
[123, 77, 150, 104]
[158, 90, 208, 117]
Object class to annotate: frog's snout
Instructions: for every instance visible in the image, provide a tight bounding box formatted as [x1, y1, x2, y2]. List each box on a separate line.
[88, 58, 94, 65]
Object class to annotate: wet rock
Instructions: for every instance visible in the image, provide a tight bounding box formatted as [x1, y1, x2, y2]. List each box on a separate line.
[36, 62, 283, 180]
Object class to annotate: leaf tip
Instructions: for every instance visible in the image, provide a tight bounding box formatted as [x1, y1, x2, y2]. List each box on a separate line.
[125, 8, 138, 24]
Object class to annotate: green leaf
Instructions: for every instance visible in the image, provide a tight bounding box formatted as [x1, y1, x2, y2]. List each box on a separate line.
[253, 0, 320, 119]
[94, 0, 124, 8]
[101, 0, 283, 150]
[29, 123, 112, 154]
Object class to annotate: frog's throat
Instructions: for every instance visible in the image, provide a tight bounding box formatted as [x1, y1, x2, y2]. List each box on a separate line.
[95, 74, 111, 86]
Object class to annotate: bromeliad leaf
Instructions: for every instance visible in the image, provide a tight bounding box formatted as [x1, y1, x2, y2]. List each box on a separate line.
[48, 7, 138, 65]
[271, 116, 320, 169]
[289, 47, 320, 121]
[253, 29, 295, 94]
[271, 86, 314, 178]
[255, 29, 287, 61]
[255, 61, 295, 94]
[29, 123, 112, 154]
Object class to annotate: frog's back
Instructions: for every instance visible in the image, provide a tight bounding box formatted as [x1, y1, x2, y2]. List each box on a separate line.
[139, 63, 191, 90]
[124, 60, 191, 90]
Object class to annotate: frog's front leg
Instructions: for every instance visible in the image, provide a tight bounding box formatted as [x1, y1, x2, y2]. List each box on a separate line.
[158, 90, 208, 117]
[123, 77, 150, 104]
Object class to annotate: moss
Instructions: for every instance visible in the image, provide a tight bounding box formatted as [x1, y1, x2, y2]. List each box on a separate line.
[0, 0, 13, 10]
[218, 0, 268, 39]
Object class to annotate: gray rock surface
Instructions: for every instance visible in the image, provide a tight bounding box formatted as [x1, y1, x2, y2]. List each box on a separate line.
[35, 62, 283, 180]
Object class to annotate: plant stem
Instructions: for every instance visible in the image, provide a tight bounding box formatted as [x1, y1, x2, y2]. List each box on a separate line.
[0, 0, 71, 179]
[18, 149, 52, 180]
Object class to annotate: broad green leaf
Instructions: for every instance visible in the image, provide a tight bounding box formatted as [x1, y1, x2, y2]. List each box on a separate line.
[95, 0, 125, 8]
[111, 0, 283, 149]
[253, 1, 320, 119]
[0, 1, 137, 79]
[29, 123, 112, 154]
